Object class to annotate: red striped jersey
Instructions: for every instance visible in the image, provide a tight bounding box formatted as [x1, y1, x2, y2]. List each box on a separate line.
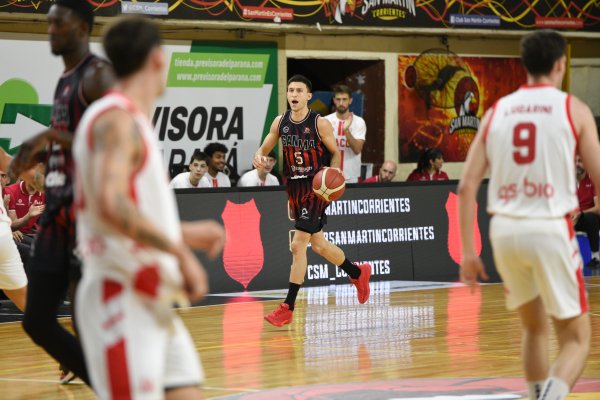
[278, 109, 330, 179]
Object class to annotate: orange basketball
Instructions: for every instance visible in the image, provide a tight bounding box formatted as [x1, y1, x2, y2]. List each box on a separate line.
[312, 168, 345, 202]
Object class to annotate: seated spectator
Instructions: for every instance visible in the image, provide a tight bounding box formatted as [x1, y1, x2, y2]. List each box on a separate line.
[574, 155, 600, 268]
[169, 150, 211, 189]
[5, 164, 45, 268]
[238, 151, 280, 187]
[362, 160, 397, 183]
[406, 148, 449, 181]
[204, 142, 231, 187]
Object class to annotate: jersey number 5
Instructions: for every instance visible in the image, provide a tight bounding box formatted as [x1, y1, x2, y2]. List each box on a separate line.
[513, 122, 536, 164]
[294, 151, 303, 165]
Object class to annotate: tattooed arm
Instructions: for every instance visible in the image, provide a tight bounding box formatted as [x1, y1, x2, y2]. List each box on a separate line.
[91, 109, 207, 300]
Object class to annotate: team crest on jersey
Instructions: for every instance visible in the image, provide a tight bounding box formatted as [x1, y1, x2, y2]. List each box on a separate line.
[62, 85, 71, 96]
[301, 208, 309, 219]
[304, 127, 311, 134]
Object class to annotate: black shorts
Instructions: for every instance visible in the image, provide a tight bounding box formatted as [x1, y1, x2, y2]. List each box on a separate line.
[30, 208, 81, 282]
[286, 177, 329, 234]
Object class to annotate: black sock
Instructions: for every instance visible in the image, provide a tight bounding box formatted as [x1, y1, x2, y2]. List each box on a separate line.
[339, 258, 361, 279]
[284, 283, 301, 310]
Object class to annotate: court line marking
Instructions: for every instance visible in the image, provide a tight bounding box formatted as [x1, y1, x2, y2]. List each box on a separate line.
[0, 377, 85, 384]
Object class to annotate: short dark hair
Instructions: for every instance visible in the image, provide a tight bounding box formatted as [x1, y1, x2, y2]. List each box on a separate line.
[520, 30, 566, 77]
[55, 0, 94, 33]
[190, 150, 209, 165]
[332, 84, 352, 97]
[204, 143, 228, 158]
[266, 151, 276, 160]
[287, 75, 312, 92]
[102, 16, 161, 78]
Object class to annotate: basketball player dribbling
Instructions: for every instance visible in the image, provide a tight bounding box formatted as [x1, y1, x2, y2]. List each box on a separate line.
[458, 30, 600, 400]
[73, 16, 224, 399]
[253, 75, 371, 327]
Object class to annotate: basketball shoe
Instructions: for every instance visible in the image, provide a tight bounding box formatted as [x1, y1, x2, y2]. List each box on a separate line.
[350, 263, 372, 304]
[264, 303, 293, 327]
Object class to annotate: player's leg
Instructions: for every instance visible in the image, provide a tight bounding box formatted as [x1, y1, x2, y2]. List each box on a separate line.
[0, 222, 28, 311]
[165, 318, 204, 400]
[574, 212, 600, 266]
[22, 221, 90, 385]
[3, 287, 26, 311]
[516, 297, 549, 399]
[310, 232, 371, 303]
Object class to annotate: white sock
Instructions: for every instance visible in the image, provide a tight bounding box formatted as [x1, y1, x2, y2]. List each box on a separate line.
[527, 380, 545, 399]
[539, 377, 569, 400]
[592, 251, 598, 260]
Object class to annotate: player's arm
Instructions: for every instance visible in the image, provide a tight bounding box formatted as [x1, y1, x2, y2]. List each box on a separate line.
[253, 116, 281, 169]
[457, 108, 492, 290]
[92, 109, 207, 300]
[573, 96, 600, 204]
[344, 116, 365, 155]
[318, 117, 341, 169]
[82, 58, 116, 104]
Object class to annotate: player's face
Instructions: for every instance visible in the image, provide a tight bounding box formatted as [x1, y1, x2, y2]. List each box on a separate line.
[47, 5, 86, 56]
[379, 163, 396, 182]
[189, 160, 208, 179]
[333, 93, 352, 114]
[209, 151, 226, 172]
[287, 82, 312, 112]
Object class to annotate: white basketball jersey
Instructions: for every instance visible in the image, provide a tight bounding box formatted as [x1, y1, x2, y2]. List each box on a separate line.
[73, 92, 184, 292]
[324, 113, 366, 183]
[486, 85, 578, 218]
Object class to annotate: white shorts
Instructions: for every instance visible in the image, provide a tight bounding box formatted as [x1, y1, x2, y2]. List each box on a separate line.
[490, 215, 588, 320]
[76, 270, 204, 400]
[0, 223, 26, 290]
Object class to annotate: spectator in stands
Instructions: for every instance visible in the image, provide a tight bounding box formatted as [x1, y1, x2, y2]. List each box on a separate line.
[324, 85, 367, 183]
[169, 150, 211, 189]
[406, 148, 449, 181]
[362, 160, 397, 183]
[238, 151, 280, 187]
[574, 155, 600, 268]
[6, 164, 45, 268]
[204, 142, 231, 187]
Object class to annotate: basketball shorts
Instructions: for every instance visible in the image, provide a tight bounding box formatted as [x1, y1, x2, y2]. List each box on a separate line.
[490, 215, 588, 320]
[286, 177, 329, 234]
[76, 269, 204, 400]
[0, 222, 27, 290]
[30, 213, 81, 282]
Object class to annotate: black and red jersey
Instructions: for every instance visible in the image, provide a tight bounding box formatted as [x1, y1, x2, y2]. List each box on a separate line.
[44, 53, 99, 223]
[278, 109, 330, 179]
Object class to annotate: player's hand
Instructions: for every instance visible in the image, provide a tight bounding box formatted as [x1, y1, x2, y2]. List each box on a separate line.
[342, 114, 353, 133]
[9, 131, 50, 179]
[12, 230, 23, 242]
[460, 254, 489, 293]
[181, 220, 226, 259]
[175, 244, 209, 303]
[253, 153, 268, 169]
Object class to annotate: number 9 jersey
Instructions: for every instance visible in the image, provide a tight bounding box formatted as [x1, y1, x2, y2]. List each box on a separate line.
[485, 84, 578, 218]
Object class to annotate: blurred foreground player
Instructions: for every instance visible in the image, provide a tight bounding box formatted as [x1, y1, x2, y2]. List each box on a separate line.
[254, 74, 371, 327]
[74, 16, 224, 399]
[458, 30, 599, 400]
[10, 0, 115, 385]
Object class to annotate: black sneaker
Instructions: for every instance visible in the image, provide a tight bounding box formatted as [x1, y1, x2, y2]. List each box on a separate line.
[586, 258, 600, 268]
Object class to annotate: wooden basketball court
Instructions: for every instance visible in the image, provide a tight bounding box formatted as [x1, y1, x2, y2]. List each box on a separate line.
[0, 277, 598, 399]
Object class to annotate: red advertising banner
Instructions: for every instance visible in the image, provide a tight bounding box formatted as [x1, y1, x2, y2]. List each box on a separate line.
[0, 1, 598, 31]
[398, 53, 527, 162]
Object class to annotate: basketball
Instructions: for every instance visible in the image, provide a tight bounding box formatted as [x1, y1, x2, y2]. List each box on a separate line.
[312, 167, 345, 202]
